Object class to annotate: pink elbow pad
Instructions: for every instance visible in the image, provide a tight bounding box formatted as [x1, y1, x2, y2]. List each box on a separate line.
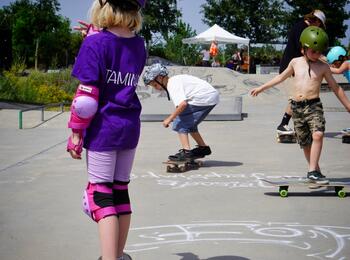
[68, 84, 99, 130]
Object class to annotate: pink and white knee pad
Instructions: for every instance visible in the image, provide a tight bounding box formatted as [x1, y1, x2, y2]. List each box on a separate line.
[82, 181, 131, 222]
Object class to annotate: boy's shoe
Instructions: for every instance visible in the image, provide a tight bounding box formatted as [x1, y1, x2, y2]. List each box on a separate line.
[307, 170, 329, 184]
[277, 124, 294, 135]
[191, 145, 212, 158]
[168, 149, 194, 161]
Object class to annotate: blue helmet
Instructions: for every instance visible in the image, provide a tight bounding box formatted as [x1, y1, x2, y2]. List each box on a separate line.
[327, 46, 347, 64]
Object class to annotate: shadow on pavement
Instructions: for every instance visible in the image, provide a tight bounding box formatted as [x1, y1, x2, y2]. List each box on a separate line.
[203, 160, 243, 167]
[176, 252, 250, 260]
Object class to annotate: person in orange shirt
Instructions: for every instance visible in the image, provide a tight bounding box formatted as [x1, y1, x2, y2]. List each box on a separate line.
[209, 40, 218, 58]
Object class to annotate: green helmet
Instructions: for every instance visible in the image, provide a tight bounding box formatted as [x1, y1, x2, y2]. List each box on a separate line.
[300, 26, 329, 52]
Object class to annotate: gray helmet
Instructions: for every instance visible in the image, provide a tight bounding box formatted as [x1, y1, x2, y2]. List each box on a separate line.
[143, 63, 169, 85]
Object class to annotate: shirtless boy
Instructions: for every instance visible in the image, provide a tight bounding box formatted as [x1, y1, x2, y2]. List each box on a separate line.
[250, 26, 350, 183]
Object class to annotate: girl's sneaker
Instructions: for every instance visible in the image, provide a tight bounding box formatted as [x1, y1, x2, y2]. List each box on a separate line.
[191, 145, 212, 158]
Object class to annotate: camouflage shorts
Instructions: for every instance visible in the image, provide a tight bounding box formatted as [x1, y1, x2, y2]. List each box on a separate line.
[291, 100, 326, 148]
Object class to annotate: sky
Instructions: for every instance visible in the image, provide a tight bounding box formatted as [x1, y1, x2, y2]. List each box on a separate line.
[0, 0, 349, 45]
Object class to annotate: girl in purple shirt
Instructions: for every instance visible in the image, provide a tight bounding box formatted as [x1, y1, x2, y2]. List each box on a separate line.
[67, 1, 146, 259]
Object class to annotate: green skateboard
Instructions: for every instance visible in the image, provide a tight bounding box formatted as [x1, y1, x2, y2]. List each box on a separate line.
[261, 178, 349, 198]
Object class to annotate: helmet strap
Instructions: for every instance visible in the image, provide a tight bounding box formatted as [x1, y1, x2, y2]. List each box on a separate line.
[155, 78, 170, 101]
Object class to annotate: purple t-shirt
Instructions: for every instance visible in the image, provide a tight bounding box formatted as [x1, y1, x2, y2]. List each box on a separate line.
[72, 30, 146, 151]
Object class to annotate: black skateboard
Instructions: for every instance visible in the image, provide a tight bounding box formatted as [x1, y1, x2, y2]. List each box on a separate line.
[163, 159, 203, 173]
[261, 178, 349, 198]
[276, 132, 296, 143]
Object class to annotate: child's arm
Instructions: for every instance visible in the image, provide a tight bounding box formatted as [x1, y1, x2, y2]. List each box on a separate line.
[163, 100, 188, 128]
[330, 61, 350, 74]
[250, 62, 294, 97]
[324, 68, 350, 112]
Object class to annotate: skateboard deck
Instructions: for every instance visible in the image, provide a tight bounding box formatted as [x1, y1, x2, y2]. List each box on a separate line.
[261, 178, 350, 198]
[163, 159, 203, 173]
[276, 132, 296, 143]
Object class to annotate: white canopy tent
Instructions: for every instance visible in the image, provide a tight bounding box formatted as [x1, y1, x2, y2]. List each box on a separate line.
[182, 24, 250, 71]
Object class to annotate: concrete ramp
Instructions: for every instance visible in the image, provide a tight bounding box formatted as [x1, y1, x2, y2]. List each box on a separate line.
[137, 66, 288, 121]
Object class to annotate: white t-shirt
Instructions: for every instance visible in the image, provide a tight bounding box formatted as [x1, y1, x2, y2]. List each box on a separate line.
[167, 74, 220, 107]
[201, 50, 210, 61]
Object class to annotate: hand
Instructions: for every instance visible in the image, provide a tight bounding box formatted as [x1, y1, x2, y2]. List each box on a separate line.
[250, 87, 263, 97]
[67, 131, 83, 160]
[74, 20, 100, 38]
[163, 117, 172, 128]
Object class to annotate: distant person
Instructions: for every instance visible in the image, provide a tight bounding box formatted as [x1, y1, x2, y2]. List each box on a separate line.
[226, 59, 235, 70]
[143, 63, 219, 161]
[251, 27, 350, 183]
[277, 9, 326, 135]
[200, 48, 211, 67]
[209, 40, 219, 60]
[66, 1, 146, 260]
[327, 46, 350, 136]
[232, 51, 242, 71]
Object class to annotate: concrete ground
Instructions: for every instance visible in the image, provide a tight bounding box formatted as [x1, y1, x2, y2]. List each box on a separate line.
[0, 84, 350, 259]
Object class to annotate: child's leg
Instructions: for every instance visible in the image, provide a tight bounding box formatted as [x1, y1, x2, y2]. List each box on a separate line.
[86, 150, 121, 260]
[113, 149, 136, 258]
[117, 215, 131, 257]
[98, 216, 118, 260]
[190, 131, 207, 146]
[302, 145, 321, 172]
[178, 132, 191, 150]
[308, 131, 324, 171]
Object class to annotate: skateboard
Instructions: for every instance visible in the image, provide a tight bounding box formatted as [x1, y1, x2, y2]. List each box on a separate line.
[163, 159, 203, 173]
[341, 128, 350, 143]
[261, 178, 349, 198]
[276, 132, 296, 143]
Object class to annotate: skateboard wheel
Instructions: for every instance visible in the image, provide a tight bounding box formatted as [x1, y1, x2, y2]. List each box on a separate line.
[279, 189, 288, 197]
[279, 187, 288, 197]
[336, 188, 346, 198]
[166, 165, 172, 172]
[179, 165, 186, 172]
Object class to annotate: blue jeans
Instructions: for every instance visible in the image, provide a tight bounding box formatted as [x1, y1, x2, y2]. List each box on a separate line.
[172, 104, 215, 133]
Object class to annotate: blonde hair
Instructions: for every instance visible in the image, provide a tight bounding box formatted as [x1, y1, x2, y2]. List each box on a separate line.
[89, 0, 142, 32]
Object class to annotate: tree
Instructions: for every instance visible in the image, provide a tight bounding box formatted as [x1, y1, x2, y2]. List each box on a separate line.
[3, 0, 75, 69]
[141, 0, 181, 48]
[164, 21, 200, 65]
[284, 0, 350, 46]
[201, 0, 287, 43]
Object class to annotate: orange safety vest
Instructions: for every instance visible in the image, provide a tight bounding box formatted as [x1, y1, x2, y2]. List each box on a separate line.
[209, 42, 218, 57]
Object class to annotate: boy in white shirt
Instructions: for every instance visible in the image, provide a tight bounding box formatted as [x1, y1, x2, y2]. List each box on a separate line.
[143, 63, 220, 161]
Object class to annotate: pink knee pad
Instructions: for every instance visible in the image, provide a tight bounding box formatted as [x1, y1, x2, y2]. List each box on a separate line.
[113, 181, 132, 216]
[82, 182, 117, 222]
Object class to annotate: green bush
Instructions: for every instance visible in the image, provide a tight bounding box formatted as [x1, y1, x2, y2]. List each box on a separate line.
[0, 66, 78, 104]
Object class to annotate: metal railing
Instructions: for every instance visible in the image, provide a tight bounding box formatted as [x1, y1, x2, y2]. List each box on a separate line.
[18, 102, 69, 129]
